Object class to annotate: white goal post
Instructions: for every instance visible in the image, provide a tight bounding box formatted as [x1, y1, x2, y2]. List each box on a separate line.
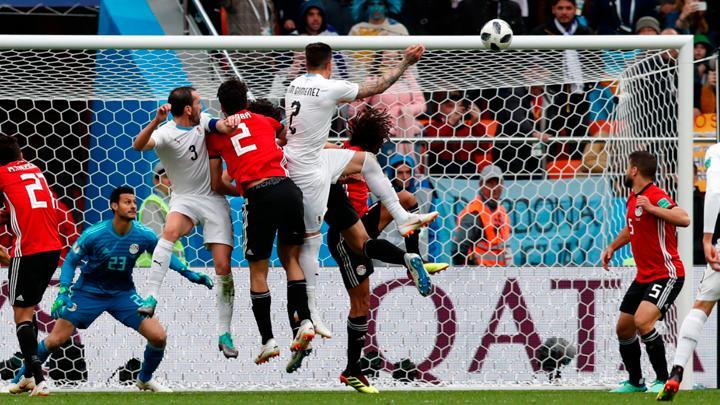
[0, 34, 699, 390]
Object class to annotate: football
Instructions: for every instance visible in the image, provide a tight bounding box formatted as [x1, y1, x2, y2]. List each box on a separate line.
[480, 19, 513, 51]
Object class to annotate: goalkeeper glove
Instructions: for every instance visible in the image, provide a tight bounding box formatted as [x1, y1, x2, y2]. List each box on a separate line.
[183, 271, 214, 289]
[51, 285, 75, 319]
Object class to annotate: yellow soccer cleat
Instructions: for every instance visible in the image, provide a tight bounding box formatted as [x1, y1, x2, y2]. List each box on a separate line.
[340, 371, 379, 394]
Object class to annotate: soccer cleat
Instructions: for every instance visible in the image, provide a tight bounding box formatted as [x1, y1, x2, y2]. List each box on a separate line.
[340, 371, 379, 394]
[657, 379, 680, 401]
[136, 378, 172, 392]
[311, 313, 332, 339]
[218, 332, 239, 359]
[648, 379, 666, 393]
[424, 262, 450, 275]
[137, 295, 158, 317]
[398, 211, 439, 237]
[291, 320, 315, 352]
[8, 376, 35, 394]
[255, 338, 280, 365]
[286, 343, 312, 373]
[405, 253, 432, 297]
[609, 380, 647, 393]
[28, 380, 49, 397]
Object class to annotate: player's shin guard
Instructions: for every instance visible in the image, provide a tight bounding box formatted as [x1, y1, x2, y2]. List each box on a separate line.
[346, 317, 368, 375]
[673, 308, 707, 369]
[619, 335, 643, 386]
[216, 274, 235, 336]
[361, 153, 409, 224]
[138, 344, 165, 383]
[641, 328, 668, 381]
[251, 290, 273, 344]
[146, 238, 174, 299]
[287, 280, 311, 323]
[16, 321, 43, 383]
[363, 238, 405, 265]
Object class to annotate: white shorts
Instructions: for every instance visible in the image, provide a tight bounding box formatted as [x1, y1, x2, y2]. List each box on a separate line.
[288, 148, 355, 233]
[169, 194, 234, 247]
[696, 265, 720, 302]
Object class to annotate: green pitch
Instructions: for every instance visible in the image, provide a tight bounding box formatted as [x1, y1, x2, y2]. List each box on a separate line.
[2, 390, 719, 404]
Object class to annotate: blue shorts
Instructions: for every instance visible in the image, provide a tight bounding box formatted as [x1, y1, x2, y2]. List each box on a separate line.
[62, 289, 146, 331]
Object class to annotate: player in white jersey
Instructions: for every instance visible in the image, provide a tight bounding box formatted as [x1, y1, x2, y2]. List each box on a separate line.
[657, 143, 720, 401]
[283, 43, 438, 338]
[132, 86, 239, 359]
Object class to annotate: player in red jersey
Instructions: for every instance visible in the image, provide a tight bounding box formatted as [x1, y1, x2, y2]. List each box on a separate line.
[0, 135, 62, 396]
[601, 150, 690, 394]
[206, 78, 315, 368]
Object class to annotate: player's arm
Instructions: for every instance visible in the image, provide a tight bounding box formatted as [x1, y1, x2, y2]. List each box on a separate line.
[209, 157, 240, 197]
[354, 44, 424, 100]
[601, 226, 630, 270]
[704, 155, 720, 270]
[52, 238, 86, 318]
[133, 104, 170, 151]
[636, 195, 690, 227]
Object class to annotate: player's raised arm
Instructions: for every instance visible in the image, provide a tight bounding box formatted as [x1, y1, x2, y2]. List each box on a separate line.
[601, 226, 630, 270]
[133, 104, 170, 151]
[355, 44, 424, 100]
[52, 238, 86, 319]
[635, 195, 690, 228]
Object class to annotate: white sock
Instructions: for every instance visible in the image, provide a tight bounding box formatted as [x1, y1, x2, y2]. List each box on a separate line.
[146, 238, 174, 299]
[298, 235, 322, 318]
[216, 274, 235, 336]
[673, 308, 708, 368]
[360, 152, 410, 224]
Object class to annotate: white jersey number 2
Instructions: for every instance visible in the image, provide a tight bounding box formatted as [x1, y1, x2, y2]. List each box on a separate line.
[230, 123, 257, 157]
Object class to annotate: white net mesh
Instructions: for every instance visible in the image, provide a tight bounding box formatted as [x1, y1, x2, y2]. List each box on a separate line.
[0, 40, 705, 390]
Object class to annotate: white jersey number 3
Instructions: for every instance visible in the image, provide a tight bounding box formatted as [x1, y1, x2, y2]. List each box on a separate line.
[230, 123, 257, 157]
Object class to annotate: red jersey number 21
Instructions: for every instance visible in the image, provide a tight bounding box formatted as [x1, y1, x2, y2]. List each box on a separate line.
[230, 123, 257, 157]
[21, 173, 49, 209]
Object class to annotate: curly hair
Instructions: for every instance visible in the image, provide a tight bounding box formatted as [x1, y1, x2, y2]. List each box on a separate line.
[247, 98, 284, 122]
[347, 107, 392, 155]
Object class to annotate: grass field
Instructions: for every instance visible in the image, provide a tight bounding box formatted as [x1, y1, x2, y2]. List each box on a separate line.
[1, 390, 719, 404]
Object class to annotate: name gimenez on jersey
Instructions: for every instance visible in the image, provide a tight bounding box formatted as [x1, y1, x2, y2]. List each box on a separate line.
[287, 85, 321, 97]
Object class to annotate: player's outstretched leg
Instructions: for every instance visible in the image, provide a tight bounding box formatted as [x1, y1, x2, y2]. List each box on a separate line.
[611, 313, 646, 393]
[136, 317, 171, 392]
[211, 243, 237, 359]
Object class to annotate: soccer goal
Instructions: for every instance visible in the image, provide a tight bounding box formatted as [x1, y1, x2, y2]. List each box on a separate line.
[0, 34, 701, 390]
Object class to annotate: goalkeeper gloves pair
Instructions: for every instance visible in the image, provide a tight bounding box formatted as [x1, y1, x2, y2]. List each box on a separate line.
[51, 285, 75, 319]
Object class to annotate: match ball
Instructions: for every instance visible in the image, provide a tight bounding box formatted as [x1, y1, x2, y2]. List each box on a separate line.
[481, 19, 513, 51]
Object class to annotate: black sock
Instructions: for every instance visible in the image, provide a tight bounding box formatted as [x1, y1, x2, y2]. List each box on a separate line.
[404, 204, 421, 255]
[287, 280, 311, 324]
[286, 293, 301, 339]
[346, 316, 368, 375]
[619, 336, 643, 386]
[16, 321, 43, 382]
[250, 291, 273, 345]
[363, 238, 405, 265]
[641, 329, 668, 381]
[669, 365, 684, 382]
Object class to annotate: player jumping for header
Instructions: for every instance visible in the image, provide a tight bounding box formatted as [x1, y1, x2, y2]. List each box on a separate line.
[8, 186, 213, 395]
[283, 42, 438, 338]
[602, 151, 689, 394]
[133, 87, 239, 358]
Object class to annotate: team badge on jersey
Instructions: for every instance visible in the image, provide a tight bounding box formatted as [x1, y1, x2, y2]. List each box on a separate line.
[635, 206, 643, 217]
[356, 264, 367, 276]
[129, 243, 140, 255]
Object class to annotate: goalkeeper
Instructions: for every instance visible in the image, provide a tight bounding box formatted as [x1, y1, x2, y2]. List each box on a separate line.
[9, 186, 212, 394]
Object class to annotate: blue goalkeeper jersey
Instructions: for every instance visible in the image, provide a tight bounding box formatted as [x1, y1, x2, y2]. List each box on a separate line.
[61, 220, 180, 295]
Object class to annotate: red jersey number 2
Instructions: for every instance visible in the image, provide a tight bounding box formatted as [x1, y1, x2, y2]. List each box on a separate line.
[21, 173, 50, 209]
[231, 123, 257, 157]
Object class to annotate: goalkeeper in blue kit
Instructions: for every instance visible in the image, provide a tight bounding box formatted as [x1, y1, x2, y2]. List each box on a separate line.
[9, 186, 212, 395]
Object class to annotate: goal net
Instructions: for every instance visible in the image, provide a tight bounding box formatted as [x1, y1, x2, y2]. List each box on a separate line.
[0, 35, 704, 390]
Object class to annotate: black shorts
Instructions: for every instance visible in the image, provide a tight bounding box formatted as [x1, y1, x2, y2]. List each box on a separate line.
[244, 177, 305, 261]
[327, 229, 374, 290]
[619, 277, 685, 318]
[8, 250, 61, 307]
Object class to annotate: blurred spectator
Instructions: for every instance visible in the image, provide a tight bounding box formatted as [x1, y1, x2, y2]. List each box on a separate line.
[658, 0, 678, 28]
[693, 34, 713, 116]
[665, 0, 709, 35]
[351, 50, 426, 158]
[219, 0, 277, 35]
[291, 0, 339, 35]
[699, 64, 716, 115]
[452, 165, 512, 266]
[424, 92, 493, 175]
[531, 0, 594, 36]
[275, 0, 303, 34]
[349, 0, 408, 35]
[137, 163, 187, 267]
[323, 0, 355, 35]
[398, 0, 454, 35]
[635, 15, 661, 35]
[455, 0, 525, 35]
[583, 0, 656, 34]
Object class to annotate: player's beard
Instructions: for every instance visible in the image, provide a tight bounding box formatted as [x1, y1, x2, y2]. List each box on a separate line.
[623, 174, 633, 188]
